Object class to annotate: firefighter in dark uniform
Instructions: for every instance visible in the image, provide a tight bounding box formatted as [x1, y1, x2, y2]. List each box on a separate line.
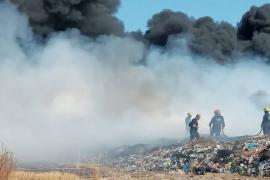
[261, 107, 270, 135]
[189, 114, 201, 140]
[209, 109, 225, 136]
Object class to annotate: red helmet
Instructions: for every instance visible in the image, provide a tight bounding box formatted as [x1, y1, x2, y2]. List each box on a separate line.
[214, 109, 221, 115]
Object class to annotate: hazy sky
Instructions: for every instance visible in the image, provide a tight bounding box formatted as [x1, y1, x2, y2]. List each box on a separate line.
[116, 0, 269, 31]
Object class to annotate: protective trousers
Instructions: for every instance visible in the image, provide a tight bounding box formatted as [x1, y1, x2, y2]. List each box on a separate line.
[263, 123, 270, 135]
[211, 126, 221, 136]
[190, 129, 199, 140]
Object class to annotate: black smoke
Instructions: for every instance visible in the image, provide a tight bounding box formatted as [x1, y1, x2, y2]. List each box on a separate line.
[10, 0, 124, 37]
[144, 10, 237, 62]
[144, 4, 270, 62]
[238, 4, 270, 58]
[145, 10, 192, 46]
[237, 4, 270, 40]
[190, 17, 237, 62]
[9, 0, 270, 62]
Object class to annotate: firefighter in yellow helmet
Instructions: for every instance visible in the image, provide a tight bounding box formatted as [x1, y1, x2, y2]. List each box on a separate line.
[261, 107, 270, 135]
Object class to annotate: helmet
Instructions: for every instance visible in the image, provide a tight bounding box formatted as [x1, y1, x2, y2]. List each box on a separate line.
[264, 107, 270, 112]
[214, 109, 221, 115]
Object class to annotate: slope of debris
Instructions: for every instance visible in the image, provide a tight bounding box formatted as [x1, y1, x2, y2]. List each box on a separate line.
[105, 136, 270, 177]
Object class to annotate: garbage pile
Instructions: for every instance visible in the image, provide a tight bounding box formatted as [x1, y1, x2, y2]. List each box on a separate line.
[105, 136, 270, 177]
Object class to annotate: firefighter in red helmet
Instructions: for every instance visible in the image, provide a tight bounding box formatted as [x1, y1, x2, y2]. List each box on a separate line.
[209, 109, 225, 136]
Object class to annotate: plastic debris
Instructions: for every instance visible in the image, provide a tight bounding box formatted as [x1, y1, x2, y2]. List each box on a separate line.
[104, 136, 270, 177]
[247, 143, 257, 150]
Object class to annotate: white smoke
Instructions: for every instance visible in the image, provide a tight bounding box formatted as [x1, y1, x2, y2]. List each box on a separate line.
[0, 2, 270, 163]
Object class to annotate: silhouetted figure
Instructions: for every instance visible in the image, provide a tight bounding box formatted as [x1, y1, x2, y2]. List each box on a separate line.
[185, 113, 192, 135]
[209, 109, 225, 136]
[262, 107, 270, 135]
[189, 114, 201, 140]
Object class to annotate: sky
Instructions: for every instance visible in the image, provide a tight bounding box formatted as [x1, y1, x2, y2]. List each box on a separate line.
[116, 0, 270, 32]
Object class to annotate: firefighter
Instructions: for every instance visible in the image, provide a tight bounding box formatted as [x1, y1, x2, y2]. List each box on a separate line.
[185, 113, 192, 135]
[189, 114, 201, 140]
[261, 107, 270, 135]
[209, 109, 225, 136]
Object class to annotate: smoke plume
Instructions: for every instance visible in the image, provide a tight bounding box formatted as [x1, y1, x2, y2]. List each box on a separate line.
[1, 0, 270, 163]
[144, 4, 270, 62]
[10, 0, 124, 37]
[145, 10, 192, 46]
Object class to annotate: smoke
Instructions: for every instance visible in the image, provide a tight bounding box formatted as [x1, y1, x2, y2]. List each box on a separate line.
[10, 0, 124, 37]
[144, 4, 270, 62]
[10, 0, 270, 61]
[1, 1, 270, 163]
[237, 4, 270, 58]
[190, 17, 237, 62]
[144, 10, 237, 62]
[237, 4, 270, 40]
[145, 10, 192, 46]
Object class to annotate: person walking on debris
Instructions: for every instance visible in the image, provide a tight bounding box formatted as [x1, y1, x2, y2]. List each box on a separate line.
[261, 107, 270, 135]
[189, 114, 201, 140]
[209, 109, 225, 136]
[185, 113, 192, 135]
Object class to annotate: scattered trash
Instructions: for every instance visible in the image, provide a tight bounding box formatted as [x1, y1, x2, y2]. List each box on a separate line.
[247, 143, 257, 150]
[104, 136, 270, 177]
[182, 162, 190, 173]
[192, 166, 206, 175]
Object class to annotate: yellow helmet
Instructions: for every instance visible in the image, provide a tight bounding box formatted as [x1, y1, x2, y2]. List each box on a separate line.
[264, 107, 270, 112]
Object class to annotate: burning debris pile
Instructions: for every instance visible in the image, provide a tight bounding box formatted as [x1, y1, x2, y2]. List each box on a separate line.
[105, 136, 270, 177]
